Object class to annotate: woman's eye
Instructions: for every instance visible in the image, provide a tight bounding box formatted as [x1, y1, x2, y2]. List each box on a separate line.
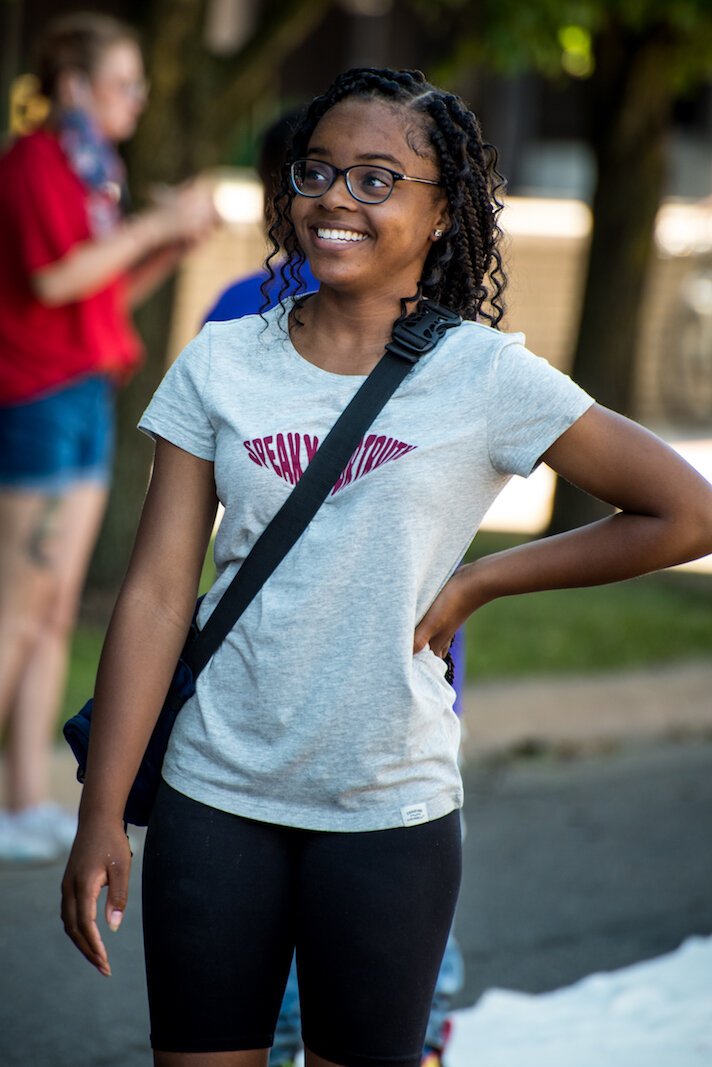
[305, 166, 329, 183]
[362, 171, 389, 188]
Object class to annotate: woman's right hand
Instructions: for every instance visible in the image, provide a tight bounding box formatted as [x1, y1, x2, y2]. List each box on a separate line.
[61, 816, 133, 977]
[144, 180, 220, 247]
[32, 179, 220, 307]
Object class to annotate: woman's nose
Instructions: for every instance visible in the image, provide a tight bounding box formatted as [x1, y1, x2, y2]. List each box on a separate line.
[319, 173, 355, 209]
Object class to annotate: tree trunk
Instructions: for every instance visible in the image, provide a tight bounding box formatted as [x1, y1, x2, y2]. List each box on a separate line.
[87, 281, 176, 593]
[87, 0, 330, 593]
[547, 21, 674, 534]
[87, 0, 205, 592]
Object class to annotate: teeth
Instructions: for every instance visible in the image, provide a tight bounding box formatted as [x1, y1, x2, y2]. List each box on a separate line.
[316, 228, 368, 242]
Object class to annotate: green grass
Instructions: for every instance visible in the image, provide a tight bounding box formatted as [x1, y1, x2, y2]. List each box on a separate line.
[63, 626, 105, 724]
[463, 532, 712, 679]
[465, 574, 712, 679]
[62, 533, 712, 730]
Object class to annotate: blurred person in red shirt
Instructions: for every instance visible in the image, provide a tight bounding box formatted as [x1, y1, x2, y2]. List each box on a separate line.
[0, 12, 218, 862]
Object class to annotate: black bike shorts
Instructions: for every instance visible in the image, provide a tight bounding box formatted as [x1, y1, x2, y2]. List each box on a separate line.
[142, 782, 462, 1067]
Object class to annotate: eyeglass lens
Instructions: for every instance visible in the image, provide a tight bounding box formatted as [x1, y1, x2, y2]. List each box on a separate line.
[292, 160, 395, 204]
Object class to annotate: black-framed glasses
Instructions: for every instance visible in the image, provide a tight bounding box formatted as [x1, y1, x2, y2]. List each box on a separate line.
[289, 158, 441, 205]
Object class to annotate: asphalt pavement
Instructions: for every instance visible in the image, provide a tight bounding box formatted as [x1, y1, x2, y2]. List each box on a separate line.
[2, 664, 712, 1067]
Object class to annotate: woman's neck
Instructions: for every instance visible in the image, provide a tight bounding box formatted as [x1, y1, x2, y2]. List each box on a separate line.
[289, 286, 420, 376]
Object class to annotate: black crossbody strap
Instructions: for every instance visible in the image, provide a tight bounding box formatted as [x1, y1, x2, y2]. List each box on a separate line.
[184, 300, 461, 676]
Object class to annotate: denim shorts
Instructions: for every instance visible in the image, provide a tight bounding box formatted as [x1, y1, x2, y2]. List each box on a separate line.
[0, 375, 115, 492]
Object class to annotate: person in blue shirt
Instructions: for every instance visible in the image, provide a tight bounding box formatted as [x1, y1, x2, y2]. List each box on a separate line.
[206, 112, 320, 323]
[204, 112, 465, 1067]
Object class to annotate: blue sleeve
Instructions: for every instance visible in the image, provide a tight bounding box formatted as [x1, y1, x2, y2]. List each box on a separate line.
[203, 263, 321, 323]
[204, 273, 267, 322]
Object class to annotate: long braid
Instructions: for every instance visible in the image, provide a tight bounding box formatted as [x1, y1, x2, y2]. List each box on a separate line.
[414, 89, 507, 324]
[264, 67, 508, 327]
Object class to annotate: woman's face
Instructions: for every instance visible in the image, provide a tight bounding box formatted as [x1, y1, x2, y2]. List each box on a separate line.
[85, 40, 147, 142]
[290, 98, 449, 299]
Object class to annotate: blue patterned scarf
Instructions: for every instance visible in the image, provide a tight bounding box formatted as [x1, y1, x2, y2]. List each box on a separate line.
[55, 108, 127, 236]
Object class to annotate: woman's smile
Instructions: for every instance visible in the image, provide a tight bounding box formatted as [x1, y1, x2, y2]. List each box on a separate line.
[315, 226, 369, 244]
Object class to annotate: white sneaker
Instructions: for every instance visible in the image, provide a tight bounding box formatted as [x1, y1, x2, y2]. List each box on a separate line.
[13, 802, 78, 850]
[0, 809, 61, 863]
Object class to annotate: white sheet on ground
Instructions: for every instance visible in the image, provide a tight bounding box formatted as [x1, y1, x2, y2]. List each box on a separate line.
[448, 935, 712, 1066]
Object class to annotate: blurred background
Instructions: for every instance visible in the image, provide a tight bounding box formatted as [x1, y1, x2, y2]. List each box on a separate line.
[1, 3, 711, 1063]
[2, 0, 709, 700]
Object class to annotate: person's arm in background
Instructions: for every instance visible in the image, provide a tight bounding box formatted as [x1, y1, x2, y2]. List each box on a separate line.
[124, 240, 188, 307]
[416, 406, 712, 657]
[32, 182, 218, 307]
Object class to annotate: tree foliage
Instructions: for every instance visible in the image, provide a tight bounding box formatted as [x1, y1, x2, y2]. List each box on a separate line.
[130, 0, 331, 186]
[412, 0, 712, 531]
[416, 0, 712, 87]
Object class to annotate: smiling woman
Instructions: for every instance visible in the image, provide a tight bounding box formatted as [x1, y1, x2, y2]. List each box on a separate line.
[60, 66, 712, 1067]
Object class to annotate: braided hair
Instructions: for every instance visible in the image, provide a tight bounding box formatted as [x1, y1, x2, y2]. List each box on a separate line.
[264, 67, 507, 326]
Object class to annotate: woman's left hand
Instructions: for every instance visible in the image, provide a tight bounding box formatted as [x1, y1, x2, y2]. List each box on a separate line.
[413, 568, 475, 660]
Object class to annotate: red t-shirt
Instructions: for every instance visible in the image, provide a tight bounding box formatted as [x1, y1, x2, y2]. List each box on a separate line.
[0, 128, 142, 404]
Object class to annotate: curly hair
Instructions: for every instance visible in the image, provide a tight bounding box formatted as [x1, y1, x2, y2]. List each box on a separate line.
[264, 67, 507, 327]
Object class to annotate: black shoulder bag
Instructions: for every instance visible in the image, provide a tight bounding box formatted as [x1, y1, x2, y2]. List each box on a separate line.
[63, 301, 461, 825]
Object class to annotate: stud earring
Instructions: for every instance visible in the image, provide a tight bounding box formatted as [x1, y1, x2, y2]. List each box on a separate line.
[433, 229, 443, 239]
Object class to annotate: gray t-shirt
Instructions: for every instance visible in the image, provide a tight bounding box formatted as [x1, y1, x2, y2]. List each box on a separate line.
[139, 304, 594, 832]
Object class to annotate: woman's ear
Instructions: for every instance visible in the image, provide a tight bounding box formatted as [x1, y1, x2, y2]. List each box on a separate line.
[431, 202, 451, 241]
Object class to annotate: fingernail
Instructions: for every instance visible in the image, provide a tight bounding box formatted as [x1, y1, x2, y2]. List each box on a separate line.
[109, 910, 123, 932]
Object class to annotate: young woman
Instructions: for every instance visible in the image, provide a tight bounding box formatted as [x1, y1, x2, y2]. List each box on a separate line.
[205, 111, 465, 1065]
[0, 13, 217, 862]
[61, 67, 712, 1067]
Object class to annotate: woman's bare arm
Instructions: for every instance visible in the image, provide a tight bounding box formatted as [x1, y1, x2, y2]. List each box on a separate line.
[61, 437, 218, 975]
[416, 406, 712, 655]
[32, 183, 217, 306]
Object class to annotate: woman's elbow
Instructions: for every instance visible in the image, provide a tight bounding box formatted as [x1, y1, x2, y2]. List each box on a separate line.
[670, 487, 712, 564]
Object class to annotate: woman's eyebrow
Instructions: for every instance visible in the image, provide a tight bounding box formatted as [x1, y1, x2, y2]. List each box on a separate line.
[355, 152, 404, 167]
[305, 147, 405, 169]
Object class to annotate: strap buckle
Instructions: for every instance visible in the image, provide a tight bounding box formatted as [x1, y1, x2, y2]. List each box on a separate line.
[385, 300, 462, 364]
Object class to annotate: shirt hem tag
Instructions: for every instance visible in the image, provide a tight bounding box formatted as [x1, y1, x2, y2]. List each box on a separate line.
[401, 802, 429, 827]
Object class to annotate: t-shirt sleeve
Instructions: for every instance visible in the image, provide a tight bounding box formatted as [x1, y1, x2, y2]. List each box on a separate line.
[487, 339, 595, 477]
[138, 326, 215, 460]
[10, 140, 90, 274]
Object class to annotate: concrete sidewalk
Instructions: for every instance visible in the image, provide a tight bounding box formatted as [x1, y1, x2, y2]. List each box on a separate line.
[459, 659, 712, 762]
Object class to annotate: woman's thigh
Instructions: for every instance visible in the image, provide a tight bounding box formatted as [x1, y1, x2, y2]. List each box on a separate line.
[41, 481, 107, 631]
[296, 810, 462, 1067]
[142, 784, 298, 1055]
[0, 482, 106, 644]
[0, 492, 60, 717]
